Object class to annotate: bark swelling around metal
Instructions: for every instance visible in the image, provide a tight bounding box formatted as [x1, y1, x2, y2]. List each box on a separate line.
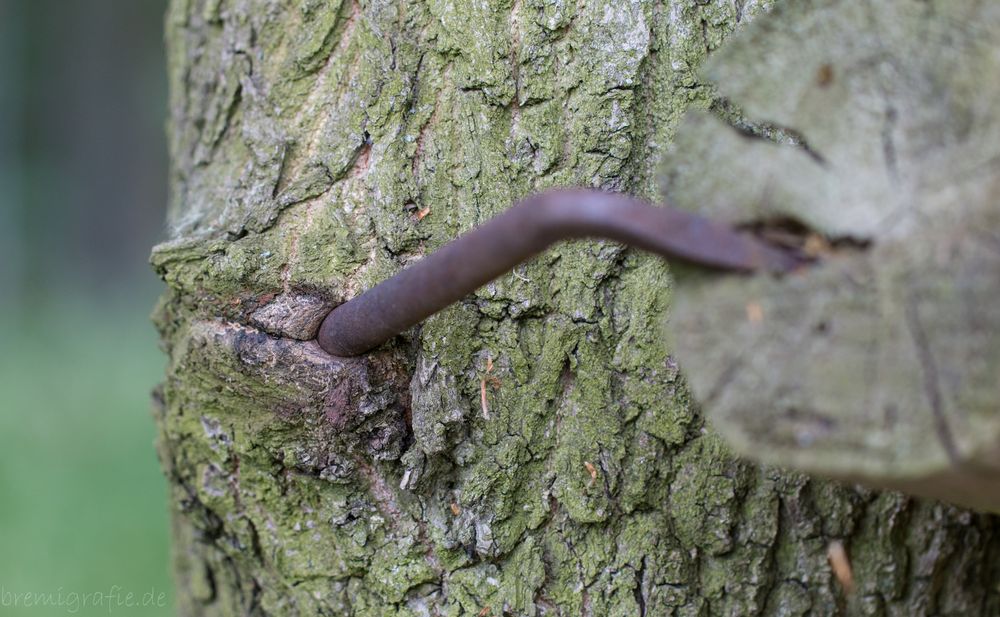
[317, 189, 804, 357]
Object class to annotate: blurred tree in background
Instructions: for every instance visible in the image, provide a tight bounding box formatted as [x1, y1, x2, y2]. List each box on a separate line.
[0, 1, 174, 615]
[1, 0, 167, 307]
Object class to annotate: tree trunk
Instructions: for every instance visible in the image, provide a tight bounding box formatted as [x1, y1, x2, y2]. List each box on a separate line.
[153, 1, 1000, 615]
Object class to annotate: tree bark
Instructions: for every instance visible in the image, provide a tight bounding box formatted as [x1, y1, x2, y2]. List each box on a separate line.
[153, 1, 1000, 615]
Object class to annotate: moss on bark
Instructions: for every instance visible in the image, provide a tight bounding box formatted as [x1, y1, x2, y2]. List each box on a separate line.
[154, 0, 1000, 615]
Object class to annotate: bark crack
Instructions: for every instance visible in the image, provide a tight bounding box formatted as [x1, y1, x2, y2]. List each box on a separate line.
[904, 290, 960, 465]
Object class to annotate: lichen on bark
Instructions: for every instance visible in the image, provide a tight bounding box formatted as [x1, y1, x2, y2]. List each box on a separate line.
[153, 0, 1000, 615]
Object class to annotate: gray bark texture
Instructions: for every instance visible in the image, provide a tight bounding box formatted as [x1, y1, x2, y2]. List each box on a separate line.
[152, 0, 1000, 615]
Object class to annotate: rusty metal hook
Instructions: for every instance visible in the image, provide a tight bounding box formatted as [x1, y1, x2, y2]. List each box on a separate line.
[317, 189, 804, 357]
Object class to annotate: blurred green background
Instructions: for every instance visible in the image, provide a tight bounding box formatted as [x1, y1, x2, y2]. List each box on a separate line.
[1, 0, 173, 615]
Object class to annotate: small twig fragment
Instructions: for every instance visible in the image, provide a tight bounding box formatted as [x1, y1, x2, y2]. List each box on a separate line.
[827, 540, 855, 594]
[512, 266, 531, 283]
[480, 352, 500, 419]
[480, 379, 490, 419]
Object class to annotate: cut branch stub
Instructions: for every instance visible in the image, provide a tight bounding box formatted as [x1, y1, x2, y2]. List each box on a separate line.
[661, 0, 1000, 512]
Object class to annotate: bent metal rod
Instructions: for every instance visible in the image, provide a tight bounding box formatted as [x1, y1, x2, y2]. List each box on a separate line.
[317, 189, 805, 357]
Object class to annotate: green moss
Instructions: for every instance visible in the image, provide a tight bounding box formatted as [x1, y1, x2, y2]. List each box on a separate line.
[156, 0, 1000, 615]
[667, 433, 743, 554]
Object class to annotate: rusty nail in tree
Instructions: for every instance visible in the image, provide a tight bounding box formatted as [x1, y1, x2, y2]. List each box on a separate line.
[317, 188, 807, 357]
